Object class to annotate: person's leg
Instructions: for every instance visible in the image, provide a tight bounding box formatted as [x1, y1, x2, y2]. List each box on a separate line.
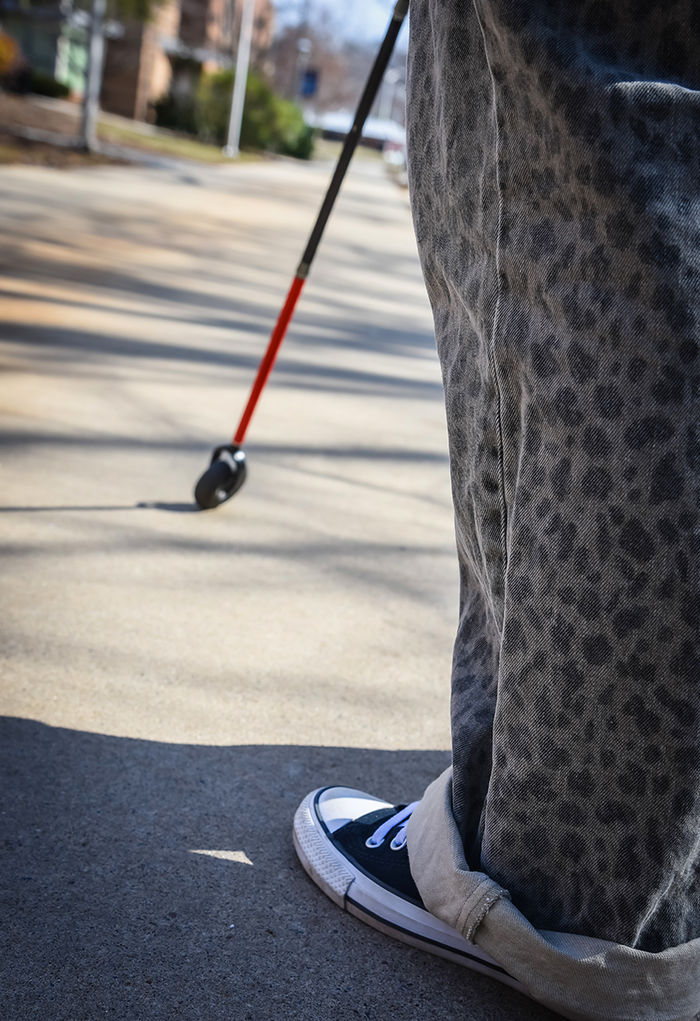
[406, 0, 699, 954]
[294, 1, 699, 1016]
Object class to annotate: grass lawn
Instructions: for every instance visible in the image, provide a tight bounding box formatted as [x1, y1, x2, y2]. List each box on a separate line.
[97, 126, 385, 166]
[0, 91, 389, 168]
[96, 120, 253, 163]
[0, 131, 118, 167]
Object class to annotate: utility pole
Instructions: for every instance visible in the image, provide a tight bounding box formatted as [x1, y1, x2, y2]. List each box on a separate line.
[80, 0, 107, 152]
[378, 68, 400, 121]
[299, 0, 311, 31]
[224, 0, 256, 157]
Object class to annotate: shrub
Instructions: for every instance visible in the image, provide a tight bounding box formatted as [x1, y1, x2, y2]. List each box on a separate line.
[155, 68, 314, 160]
[153, 91, 197, 135]
[29, 70, 70, 99]
[193, 68, 233, 145]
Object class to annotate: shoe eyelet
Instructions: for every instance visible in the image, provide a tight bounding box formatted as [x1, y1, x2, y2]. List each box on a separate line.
[365, 836, 382, 849]
[390, 835, 407, 850]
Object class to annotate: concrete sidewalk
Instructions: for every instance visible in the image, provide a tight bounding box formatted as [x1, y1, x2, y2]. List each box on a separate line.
[0, 155, 553, 1020]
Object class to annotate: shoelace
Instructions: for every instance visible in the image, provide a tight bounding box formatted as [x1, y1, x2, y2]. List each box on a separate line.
[365, 801, 420, 851]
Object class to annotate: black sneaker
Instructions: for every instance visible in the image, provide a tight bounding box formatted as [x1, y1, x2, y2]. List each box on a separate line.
[293, 786, 522, 990]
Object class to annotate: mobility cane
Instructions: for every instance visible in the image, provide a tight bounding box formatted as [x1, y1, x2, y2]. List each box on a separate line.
[194, 0, 409, 510]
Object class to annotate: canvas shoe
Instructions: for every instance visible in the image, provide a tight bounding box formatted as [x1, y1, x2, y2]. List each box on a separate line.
[293, 786, 523, 991]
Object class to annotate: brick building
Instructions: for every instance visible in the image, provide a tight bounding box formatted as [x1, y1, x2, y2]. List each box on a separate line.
[101, 0, 274, 121]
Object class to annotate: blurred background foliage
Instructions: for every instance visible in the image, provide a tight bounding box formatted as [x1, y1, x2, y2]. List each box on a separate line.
[155, 67, 314, 158]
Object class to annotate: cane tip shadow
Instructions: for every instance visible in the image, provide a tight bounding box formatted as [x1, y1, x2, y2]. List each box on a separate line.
[0, 503, 192, 514]
[136, 500, 200, 513]
[0, 501, 202, 514]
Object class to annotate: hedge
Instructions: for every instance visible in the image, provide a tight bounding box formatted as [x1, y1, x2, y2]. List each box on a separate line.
[155, 69, 314, 160]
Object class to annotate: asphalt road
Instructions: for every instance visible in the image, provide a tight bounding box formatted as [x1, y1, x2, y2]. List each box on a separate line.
[0, 153, 555, 1020]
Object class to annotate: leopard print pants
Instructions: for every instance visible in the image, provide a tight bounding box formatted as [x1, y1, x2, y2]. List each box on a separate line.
[407, 0, 699, 953]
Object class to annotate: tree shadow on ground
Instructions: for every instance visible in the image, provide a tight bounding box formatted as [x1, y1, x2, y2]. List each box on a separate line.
[3, 320, 443, 401]
[1, 169, 437, 386]
[1, 718, 554, 1021]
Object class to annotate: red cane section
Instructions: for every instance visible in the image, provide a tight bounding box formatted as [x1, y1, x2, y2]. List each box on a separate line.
[233, 275, 306, 444]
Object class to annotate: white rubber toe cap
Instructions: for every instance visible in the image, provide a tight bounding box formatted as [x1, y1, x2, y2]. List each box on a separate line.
[293, 787, 358, 906]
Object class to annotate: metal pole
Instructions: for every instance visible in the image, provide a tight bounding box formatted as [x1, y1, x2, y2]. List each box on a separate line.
[379, 68, 400, 121]
[80, 0, 107, 152]
[224, 0, 256, 157]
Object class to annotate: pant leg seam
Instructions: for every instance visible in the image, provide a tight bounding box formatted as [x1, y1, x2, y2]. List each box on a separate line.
[472, 0, 510, 598]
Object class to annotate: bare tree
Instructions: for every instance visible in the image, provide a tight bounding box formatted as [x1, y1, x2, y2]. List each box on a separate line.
[268, 14, 405, 122]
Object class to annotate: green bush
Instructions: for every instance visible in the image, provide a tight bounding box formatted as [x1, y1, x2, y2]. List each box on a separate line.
[29, 70, 70, 98]
[193, 68, 233, 145]
[155, 69, 314, 160]
[153, 91, 197, 136]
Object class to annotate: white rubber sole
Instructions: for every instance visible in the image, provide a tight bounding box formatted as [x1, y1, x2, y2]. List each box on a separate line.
[293, 788, 525, 992]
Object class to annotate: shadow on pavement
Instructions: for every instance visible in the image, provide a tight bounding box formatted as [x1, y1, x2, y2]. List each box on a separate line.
[1, 718, 553, 1021]
[0, 502, 195, 513]
[1, 177, 439, 400]
[3, 320, 443, 402]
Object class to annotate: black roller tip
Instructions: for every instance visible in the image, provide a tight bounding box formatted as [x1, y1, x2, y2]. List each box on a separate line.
[194, 445, 247, 510]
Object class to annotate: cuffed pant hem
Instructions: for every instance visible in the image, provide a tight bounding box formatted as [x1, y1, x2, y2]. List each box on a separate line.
[406, 768, 700, 1021]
